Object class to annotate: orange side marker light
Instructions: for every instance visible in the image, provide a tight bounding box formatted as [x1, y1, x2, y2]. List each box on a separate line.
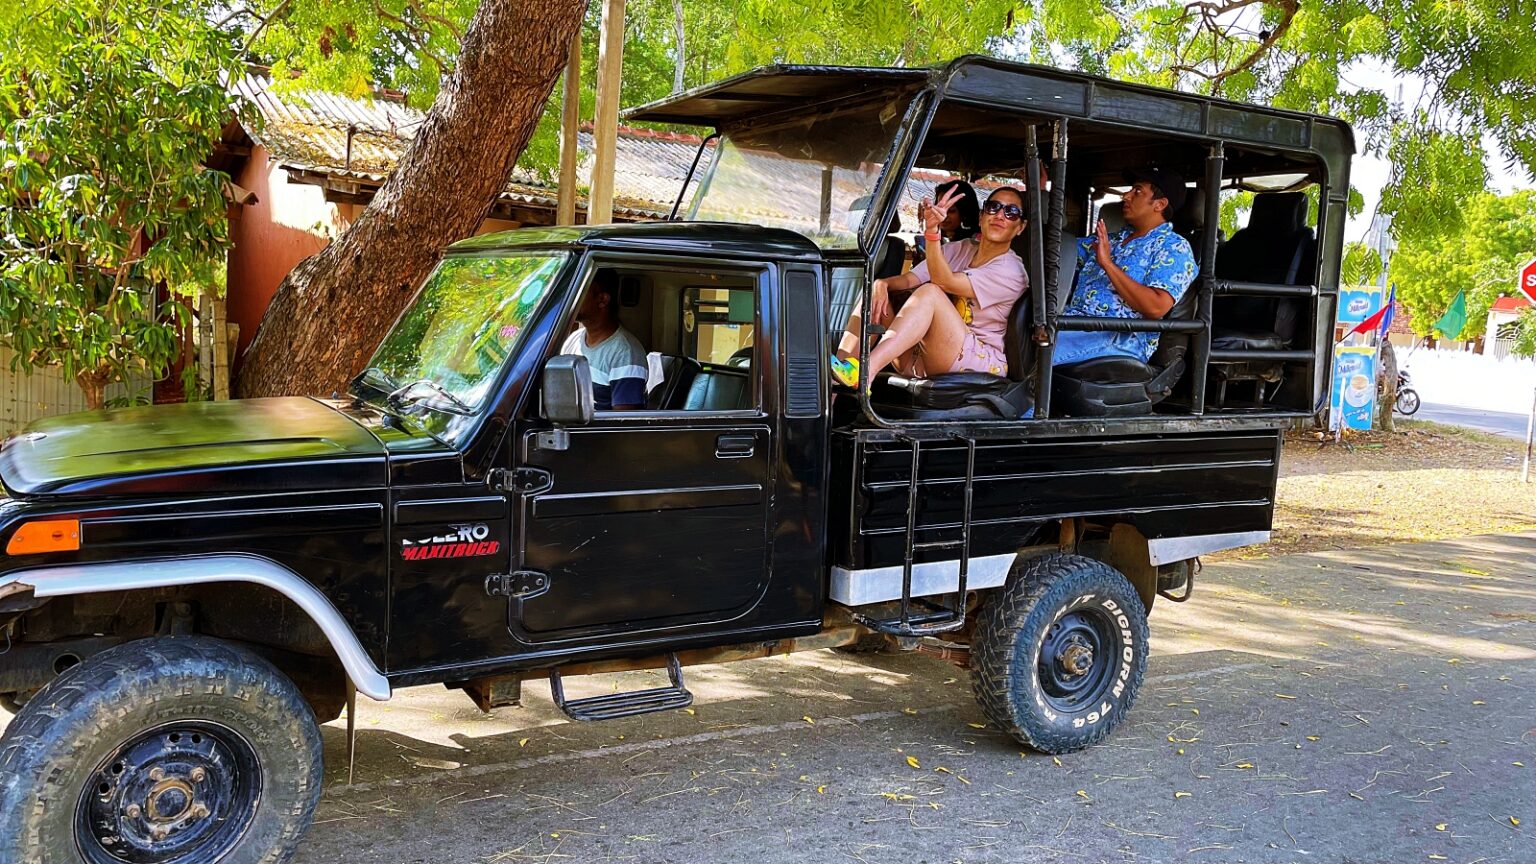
[6, 519, 81, 555]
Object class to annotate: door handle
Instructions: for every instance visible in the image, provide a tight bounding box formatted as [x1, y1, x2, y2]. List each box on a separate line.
[715, 434, 756, 458]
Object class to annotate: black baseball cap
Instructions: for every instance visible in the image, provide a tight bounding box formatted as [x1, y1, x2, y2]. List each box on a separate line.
[1123, 167, 1187, 214]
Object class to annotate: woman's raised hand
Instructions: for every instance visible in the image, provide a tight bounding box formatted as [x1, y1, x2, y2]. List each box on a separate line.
[922, 187, 966, 236]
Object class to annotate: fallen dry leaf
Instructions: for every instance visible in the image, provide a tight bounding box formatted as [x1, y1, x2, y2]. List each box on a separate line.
[906, 755, 921, 769]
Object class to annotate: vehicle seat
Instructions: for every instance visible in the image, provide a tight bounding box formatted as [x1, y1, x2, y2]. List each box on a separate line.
[1050, 281, 1200, 417]
[874, 214, 907, 281]
[683, 366, 752, 411]
[869, 292, 1036, 421]
[647, 355, 701, 410]
[1209, 192, 1315, 403]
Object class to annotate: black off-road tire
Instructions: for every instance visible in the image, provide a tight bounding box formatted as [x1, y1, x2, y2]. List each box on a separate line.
[0, 637, 324, 864]
[970, 553, 1150, 754]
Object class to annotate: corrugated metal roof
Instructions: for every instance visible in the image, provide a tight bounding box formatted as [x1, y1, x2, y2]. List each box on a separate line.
[231, 73, 1017, 231]
[232, 73, 678, 218]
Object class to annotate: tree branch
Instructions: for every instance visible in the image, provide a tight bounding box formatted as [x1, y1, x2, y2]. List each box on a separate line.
[243, 0, 294, 53]
[1168, 0, 1297, 95]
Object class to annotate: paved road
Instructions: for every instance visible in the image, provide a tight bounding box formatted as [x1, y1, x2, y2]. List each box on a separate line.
[1416, 402, 1530, 441]
[276, 533, 1536, 864]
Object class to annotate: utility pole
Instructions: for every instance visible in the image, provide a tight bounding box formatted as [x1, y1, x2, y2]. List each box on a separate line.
[555, 32, 581, 226]
[1524, 386, 1535, 483]
[589, 0, 626, 225]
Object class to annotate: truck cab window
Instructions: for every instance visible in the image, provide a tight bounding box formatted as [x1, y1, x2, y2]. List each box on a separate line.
[576, 268, 760, 414]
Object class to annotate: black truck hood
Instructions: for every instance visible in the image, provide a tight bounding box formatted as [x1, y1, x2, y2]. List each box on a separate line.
[0, 397, 388, 497]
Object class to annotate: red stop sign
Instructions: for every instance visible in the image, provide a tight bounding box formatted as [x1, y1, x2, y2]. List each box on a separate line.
[1522, 257, 1536, 305]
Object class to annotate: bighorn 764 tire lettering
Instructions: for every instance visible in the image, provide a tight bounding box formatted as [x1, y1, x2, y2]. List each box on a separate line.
[970, 554, 1151, 754]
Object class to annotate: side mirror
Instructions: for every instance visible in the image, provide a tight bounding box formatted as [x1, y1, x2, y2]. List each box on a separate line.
[540, 354, 594, 426]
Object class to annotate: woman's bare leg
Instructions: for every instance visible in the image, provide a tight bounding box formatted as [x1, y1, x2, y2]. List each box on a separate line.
[868, 283, 968, 375]
[836, 309, 863, 360]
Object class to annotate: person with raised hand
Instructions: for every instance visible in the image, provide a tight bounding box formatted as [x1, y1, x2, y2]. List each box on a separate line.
[831, 185, 1029, 387]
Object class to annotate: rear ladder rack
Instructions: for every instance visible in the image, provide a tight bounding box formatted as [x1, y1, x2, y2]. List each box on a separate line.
[852, 434, 977, 637]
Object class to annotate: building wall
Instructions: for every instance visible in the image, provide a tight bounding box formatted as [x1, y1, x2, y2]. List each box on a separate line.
[226, 146, 346, 369]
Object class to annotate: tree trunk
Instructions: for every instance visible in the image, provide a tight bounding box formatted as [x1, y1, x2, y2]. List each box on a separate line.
[1376, 340, 1398, 432]
[235, 0, 591, 398]
[76, 366, 109, 411]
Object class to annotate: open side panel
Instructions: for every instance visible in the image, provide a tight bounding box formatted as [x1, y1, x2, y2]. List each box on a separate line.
[831, 428, 1280, 577]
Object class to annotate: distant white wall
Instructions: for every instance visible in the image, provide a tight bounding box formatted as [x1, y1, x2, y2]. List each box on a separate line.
[0, 347, 149, 436]
[1400, 347, 1536, 413]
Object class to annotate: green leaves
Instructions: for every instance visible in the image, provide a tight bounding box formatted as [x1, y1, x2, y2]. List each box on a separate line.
[0, 0, 243, 407]
[1390, 190, 1536, 340]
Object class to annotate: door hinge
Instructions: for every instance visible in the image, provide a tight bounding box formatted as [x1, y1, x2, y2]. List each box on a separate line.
[488, 466, 554, 495]
[485, 570, 552, 599]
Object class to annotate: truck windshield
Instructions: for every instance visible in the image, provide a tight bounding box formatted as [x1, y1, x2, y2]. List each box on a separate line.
[687, 95, 915, 250]
[363, 253, 567, 416]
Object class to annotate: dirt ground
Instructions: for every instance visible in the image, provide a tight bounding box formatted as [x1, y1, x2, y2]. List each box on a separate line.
[1218, 420, 1536, 561]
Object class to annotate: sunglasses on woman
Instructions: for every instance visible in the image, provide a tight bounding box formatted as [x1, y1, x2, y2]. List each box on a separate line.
[982, 200, 1024, 221]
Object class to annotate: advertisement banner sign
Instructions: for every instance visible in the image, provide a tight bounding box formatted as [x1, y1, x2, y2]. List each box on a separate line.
[1337, 284, 1383, 327]
[1332, 345, 1377, 430]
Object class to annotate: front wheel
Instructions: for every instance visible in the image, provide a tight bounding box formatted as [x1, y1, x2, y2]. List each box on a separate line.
[970, 553, 1150, 753]
[0, 637, 324, 864]
[1395, 387, 1421, 415]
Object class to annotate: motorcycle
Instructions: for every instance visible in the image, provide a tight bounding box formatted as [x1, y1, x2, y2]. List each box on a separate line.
[1394, 369, 1421, 415]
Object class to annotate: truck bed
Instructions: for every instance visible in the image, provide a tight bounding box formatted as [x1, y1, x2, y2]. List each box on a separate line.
[828, 423, 1283, 583]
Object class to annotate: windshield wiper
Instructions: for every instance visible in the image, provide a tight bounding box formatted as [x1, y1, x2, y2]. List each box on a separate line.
[356, 366, 400, 394]
[386, 379, 475, 415]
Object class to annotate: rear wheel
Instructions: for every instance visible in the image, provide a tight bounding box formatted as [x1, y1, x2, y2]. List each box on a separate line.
[1395, 387, 1421, 415]
[0, 637, 324, 864]
[970, 553, 1149, 753]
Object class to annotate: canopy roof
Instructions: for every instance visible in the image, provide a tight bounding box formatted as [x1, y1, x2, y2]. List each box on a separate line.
[628, 57, 1355, 183]
[625, 66, 929, 126]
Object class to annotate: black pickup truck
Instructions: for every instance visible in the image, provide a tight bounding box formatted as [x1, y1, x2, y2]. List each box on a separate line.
[0, 56, 1350, 864]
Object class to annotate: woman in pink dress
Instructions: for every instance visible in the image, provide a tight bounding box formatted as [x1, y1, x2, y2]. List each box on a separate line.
[832, 185, 1029, 385]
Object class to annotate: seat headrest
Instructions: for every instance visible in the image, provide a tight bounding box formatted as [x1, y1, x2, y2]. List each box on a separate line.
[1098, 200, 1127, 234]
[1174, 187, 1206, 231]
[1246, 192, 1308, 233]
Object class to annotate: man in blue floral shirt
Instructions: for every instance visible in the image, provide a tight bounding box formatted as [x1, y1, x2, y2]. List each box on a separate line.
[1056, 167, 1198, 365]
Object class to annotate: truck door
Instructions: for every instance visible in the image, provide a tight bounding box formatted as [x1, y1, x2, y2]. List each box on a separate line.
[510, 263, 774, 643]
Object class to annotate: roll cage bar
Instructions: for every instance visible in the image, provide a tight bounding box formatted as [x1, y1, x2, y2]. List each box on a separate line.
[627, 57, 1355, 429]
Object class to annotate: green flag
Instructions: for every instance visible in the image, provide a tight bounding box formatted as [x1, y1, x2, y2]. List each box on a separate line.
[1433, 290, 1467, 339]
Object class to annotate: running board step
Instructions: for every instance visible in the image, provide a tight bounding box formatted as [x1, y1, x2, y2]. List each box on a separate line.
[549, 653, 694, 722]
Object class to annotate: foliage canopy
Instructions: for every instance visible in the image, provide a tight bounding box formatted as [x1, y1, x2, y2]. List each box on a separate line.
[1388, 190, 1536, 340]
[0, 0, 245, 407]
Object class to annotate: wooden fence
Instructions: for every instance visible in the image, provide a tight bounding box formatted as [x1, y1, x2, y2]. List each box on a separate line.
[0, 350, 151, 436]
[0, 294, 232, 436]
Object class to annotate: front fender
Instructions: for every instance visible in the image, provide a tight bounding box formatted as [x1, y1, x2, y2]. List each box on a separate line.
[0, 555, 391, 701]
